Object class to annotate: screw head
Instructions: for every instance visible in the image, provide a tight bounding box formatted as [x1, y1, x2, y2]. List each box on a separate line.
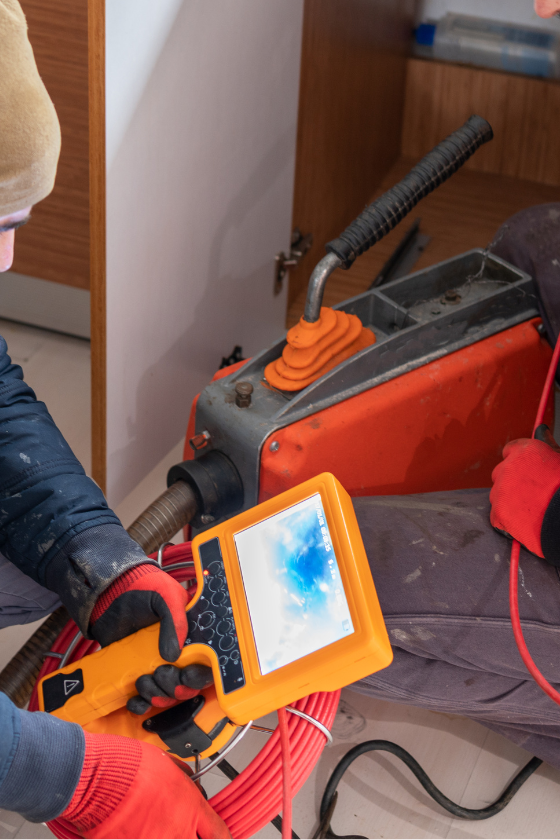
[235, 381, 253, 407]
[235, 381, 253, 396]
[200, 514, 215, 525]
[269, 440, 280, 452]
[442, 289, 461, 304]
[184, 742, 192, 749]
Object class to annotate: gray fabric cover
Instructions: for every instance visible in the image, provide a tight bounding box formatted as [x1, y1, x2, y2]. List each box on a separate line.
[352, 490, 560, 770]
[0, 549, 60, 627]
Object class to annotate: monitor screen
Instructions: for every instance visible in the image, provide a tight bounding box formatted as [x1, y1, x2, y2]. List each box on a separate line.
[234, 493, 354, 676]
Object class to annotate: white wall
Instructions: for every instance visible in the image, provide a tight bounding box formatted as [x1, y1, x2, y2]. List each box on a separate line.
[105, 0, 183, 170]
[418, 0, 560, 30]
[105, 0, 304, 506]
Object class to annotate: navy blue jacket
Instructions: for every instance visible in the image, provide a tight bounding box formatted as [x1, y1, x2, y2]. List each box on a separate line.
[0, 336, 149, 821]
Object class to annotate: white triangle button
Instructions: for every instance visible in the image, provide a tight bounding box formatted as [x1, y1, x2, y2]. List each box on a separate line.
[63, 679, 81, 696]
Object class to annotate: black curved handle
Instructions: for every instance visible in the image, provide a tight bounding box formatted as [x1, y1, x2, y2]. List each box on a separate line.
[326, 115, 493, 270]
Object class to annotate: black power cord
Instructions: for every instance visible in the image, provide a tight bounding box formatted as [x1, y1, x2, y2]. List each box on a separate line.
[313, 740, 543, 839]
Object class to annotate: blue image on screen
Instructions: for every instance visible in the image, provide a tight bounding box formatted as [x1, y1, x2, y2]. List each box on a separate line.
[234, 493, 354, 675]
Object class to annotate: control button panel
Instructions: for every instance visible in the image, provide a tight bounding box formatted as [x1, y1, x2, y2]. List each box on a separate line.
[186, 538, 245, 694]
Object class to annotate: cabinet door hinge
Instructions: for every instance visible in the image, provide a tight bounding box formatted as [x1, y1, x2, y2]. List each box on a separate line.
[274, 228, 313, 295]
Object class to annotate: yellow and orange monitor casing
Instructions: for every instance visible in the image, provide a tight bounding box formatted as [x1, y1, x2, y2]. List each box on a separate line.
[38, 473, 392, 731]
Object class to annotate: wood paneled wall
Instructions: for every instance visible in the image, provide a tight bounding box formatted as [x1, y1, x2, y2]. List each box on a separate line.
[288, 0, 417, 307]
[12, 0, 89, 289]
[402, 58, 560, 187]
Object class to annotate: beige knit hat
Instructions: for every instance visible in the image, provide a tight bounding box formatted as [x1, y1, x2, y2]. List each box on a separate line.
[0, 0, 61, 217]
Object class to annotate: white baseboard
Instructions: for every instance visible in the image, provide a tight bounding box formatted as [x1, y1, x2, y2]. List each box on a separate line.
[0, 272, 90, 339]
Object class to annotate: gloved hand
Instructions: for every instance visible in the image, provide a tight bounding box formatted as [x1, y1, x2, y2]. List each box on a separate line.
[490, 437, 560, 563]
[127, 663, 214, 715]
[90, 564, 189, 661]
[51, 731, 230, 839]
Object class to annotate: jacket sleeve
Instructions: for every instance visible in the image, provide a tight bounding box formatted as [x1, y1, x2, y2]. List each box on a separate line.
[0, 336, 152, 632]
[0, 693, 84, 823]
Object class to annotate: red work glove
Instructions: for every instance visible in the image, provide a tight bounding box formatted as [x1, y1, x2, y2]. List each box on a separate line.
[50, 731, 230, 839]
[90, 565, 189, 662]
[490, 438, 560, 563]
[127, 663, 214, 715]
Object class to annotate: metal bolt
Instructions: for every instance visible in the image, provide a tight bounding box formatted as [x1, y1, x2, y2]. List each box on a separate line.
[269, 440, 280, 452]
[235, 381, 253, 408]
[185, 742, 192, 749]
[441, 289, 461, 304]
[144, 720, 152, 728]
[200, 514, 215, 525]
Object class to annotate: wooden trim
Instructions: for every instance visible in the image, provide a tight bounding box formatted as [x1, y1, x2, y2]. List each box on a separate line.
[89, 0, 106, 491]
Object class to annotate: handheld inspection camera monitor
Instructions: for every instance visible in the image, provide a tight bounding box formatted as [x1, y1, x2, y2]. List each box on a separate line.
[38, 473, 392, 761]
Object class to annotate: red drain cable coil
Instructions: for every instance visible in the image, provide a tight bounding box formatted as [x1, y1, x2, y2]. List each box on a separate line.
[277, 708, 292, 840]
[509, 327, 560, 707]
[30, 542, 338, 838]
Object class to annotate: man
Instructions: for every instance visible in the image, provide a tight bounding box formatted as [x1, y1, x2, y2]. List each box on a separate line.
[0, 2, 228, 836]
[310, 0, 560, 774]
[0, 208, 31, 272]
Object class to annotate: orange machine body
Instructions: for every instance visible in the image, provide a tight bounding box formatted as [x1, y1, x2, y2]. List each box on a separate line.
[184, 318, 553, 502]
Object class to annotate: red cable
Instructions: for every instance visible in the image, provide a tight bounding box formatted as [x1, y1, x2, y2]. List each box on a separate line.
[277, 708, 292, 839]
[509, 541, 560, 704]
[533, 329, 560, 435]
[211, 691, 339, 837]
[509, 325, 560, 707]
[34, 542, 339, 837]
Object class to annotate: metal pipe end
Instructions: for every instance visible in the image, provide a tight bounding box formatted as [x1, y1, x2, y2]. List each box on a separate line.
[303, 253, 342, 323]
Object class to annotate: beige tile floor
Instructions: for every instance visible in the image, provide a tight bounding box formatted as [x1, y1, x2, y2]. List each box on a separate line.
[0, 318, 558, 839]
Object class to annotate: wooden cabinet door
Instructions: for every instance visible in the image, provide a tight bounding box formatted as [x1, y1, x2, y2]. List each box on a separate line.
[289, 0, 417, 312]
[13, 0, 90, 290]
